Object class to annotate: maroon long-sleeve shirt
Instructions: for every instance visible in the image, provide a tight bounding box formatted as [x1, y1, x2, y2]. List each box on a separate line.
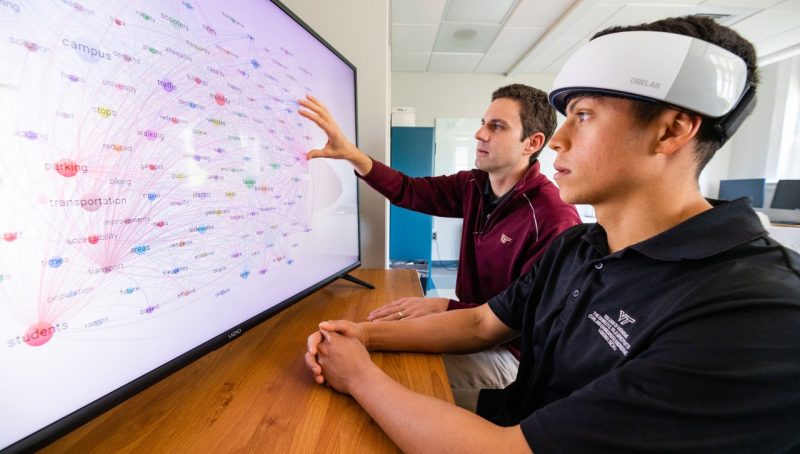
[361, 159, 580, 357]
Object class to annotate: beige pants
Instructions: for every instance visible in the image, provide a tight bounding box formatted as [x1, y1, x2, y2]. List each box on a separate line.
[443, 347, 519, 412]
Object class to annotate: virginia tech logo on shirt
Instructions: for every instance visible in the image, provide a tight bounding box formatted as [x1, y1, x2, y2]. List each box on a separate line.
[500, 233, 512, 244]
[618, 310, 636, 326]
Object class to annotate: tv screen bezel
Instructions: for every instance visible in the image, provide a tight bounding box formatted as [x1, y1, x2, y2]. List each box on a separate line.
[2, 0, 361, 452]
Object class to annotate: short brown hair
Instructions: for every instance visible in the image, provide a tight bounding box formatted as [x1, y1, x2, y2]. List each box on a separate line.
[491, 84, 557, 163]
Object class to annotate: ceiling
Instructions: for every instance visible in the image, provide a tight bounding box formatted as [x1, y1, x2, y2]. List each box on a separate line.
[391, 0, 800, 75]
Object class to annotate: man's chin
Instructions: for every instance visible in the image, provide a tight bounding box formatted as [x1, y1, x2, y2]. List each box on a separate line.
[558, 189, 587, 206]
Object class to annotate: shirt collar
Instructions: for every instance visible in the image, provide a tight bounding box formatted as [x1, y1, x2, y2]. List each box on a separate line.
[483, 180, 512, 214]
[481, 161, 543, 199]
[582, 198, 767, 261]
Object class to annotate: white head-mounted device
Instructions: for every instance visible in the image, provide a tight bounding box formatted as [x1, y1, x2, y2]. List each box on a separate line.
[549, 31, 755, 145]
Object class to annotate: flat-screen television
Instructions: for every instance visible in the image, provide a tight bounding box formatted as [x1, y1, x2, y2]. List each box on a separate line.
[718, 178, 766, 208]
[0, 1, 360, 451]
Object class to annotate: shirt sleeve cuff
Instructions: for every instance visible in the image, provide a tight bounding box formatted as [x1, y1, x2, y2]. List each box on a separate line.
[447, 299, 479, 311]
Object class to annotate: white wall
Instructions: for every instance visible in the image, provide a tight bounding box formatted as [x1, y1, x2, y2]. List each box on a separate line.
[432, 118, 478, 262]
[726, 62, 785, 182]
[393, 72, 557, 127]
[282, 0, 390, 268]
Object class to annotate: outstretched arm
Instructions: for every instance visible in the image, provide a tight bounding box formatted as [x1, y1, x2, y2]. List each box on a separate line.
[300, 95, 467, 217]
[298, 94, 373, 175]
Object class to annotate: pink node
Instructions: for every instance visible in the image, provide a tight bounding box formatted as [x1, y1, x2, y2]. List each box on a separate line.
[3, 232, 16, 242]
[214, 92, 226, 106]
[55, 159, 79, 177]
[24, 322, 55, 347]
[87, 234, 99, 244]
[81, 194, 101, 212]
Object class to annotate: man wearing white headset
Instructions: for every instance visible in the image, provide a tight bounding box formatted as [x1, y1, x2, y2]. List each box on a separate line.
[305, 16, 800, 453]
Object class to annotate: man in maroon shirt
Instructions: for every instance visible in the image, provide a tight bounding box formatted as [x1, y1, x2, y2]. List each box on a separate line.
[299, 84, 579, 407]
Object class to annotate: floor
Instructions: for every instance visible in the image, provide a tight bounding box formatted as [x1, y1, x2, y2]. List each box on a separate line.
[428, 264, 457, 300]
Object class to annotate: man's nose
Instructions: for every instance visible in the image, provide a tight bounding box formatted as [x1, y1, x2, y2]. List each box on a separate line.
[474, 125, 488, 141]
[549, 126, 567, 153]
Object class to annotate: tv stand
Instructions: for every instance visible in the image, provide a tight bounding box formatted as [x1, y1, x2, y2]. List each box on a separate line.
[338, 272, 375, 289]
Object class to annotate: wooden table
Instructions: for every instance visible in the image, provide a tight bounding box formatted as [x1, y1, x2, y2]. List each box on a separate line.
[41, 269, 453, 453]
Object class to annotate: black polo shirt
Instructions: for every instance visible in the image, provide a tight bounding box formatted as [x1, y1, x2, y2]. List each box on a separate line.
[479, 198, 800, 453]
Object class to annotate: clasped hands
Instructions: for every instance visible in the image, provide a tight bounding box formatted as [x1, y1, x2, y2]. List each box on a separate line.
[305, 320, 372, 394]
[306, 297, 449, 391]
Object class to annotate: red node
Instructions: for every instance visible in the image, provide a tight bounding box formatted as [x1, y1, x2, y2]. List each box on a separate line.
[24, 322, 55, 347]
[56, 159, 79, 177]
[214, 92, 226, 106]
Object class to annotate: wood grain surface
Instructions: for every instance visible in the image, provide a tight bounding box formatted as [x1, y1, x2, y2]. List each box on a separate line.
[40, 269, 452, 453]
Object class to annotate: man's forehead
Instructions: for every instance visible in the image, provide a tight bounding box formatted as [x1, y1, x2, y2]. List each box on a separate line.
[484, 97, 521, 123]
[565, 93, 602, 111]
[565, 93, 634, 113]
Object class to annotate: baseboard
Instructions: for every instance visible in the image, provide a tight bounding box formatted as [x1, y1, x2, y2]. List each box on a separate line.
[432, 260, 458, 268]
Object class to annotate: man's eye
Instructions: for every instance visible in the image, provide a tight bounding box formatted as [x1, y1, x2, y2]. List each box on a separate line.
[576, 112, 590, 122]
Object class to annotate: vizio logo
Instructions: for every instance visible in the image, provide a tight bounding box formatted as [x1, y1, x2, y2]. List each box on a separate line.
[227, 328, 243, 339]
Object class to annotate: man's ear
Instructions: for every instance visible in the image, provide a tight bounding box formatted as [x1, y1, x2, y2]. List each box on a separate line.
[655, 110, 702, 155]
[524, 132, 546, 156]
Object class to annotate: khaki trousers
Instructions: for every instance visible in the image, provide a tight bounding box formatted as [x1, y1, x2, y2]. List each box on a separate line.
[443, 347, 519, 412]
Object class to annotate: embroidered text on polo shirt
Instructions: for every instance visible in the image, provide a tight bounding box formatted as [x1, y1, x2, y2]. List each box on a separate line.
[588, 310, 632, 355]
